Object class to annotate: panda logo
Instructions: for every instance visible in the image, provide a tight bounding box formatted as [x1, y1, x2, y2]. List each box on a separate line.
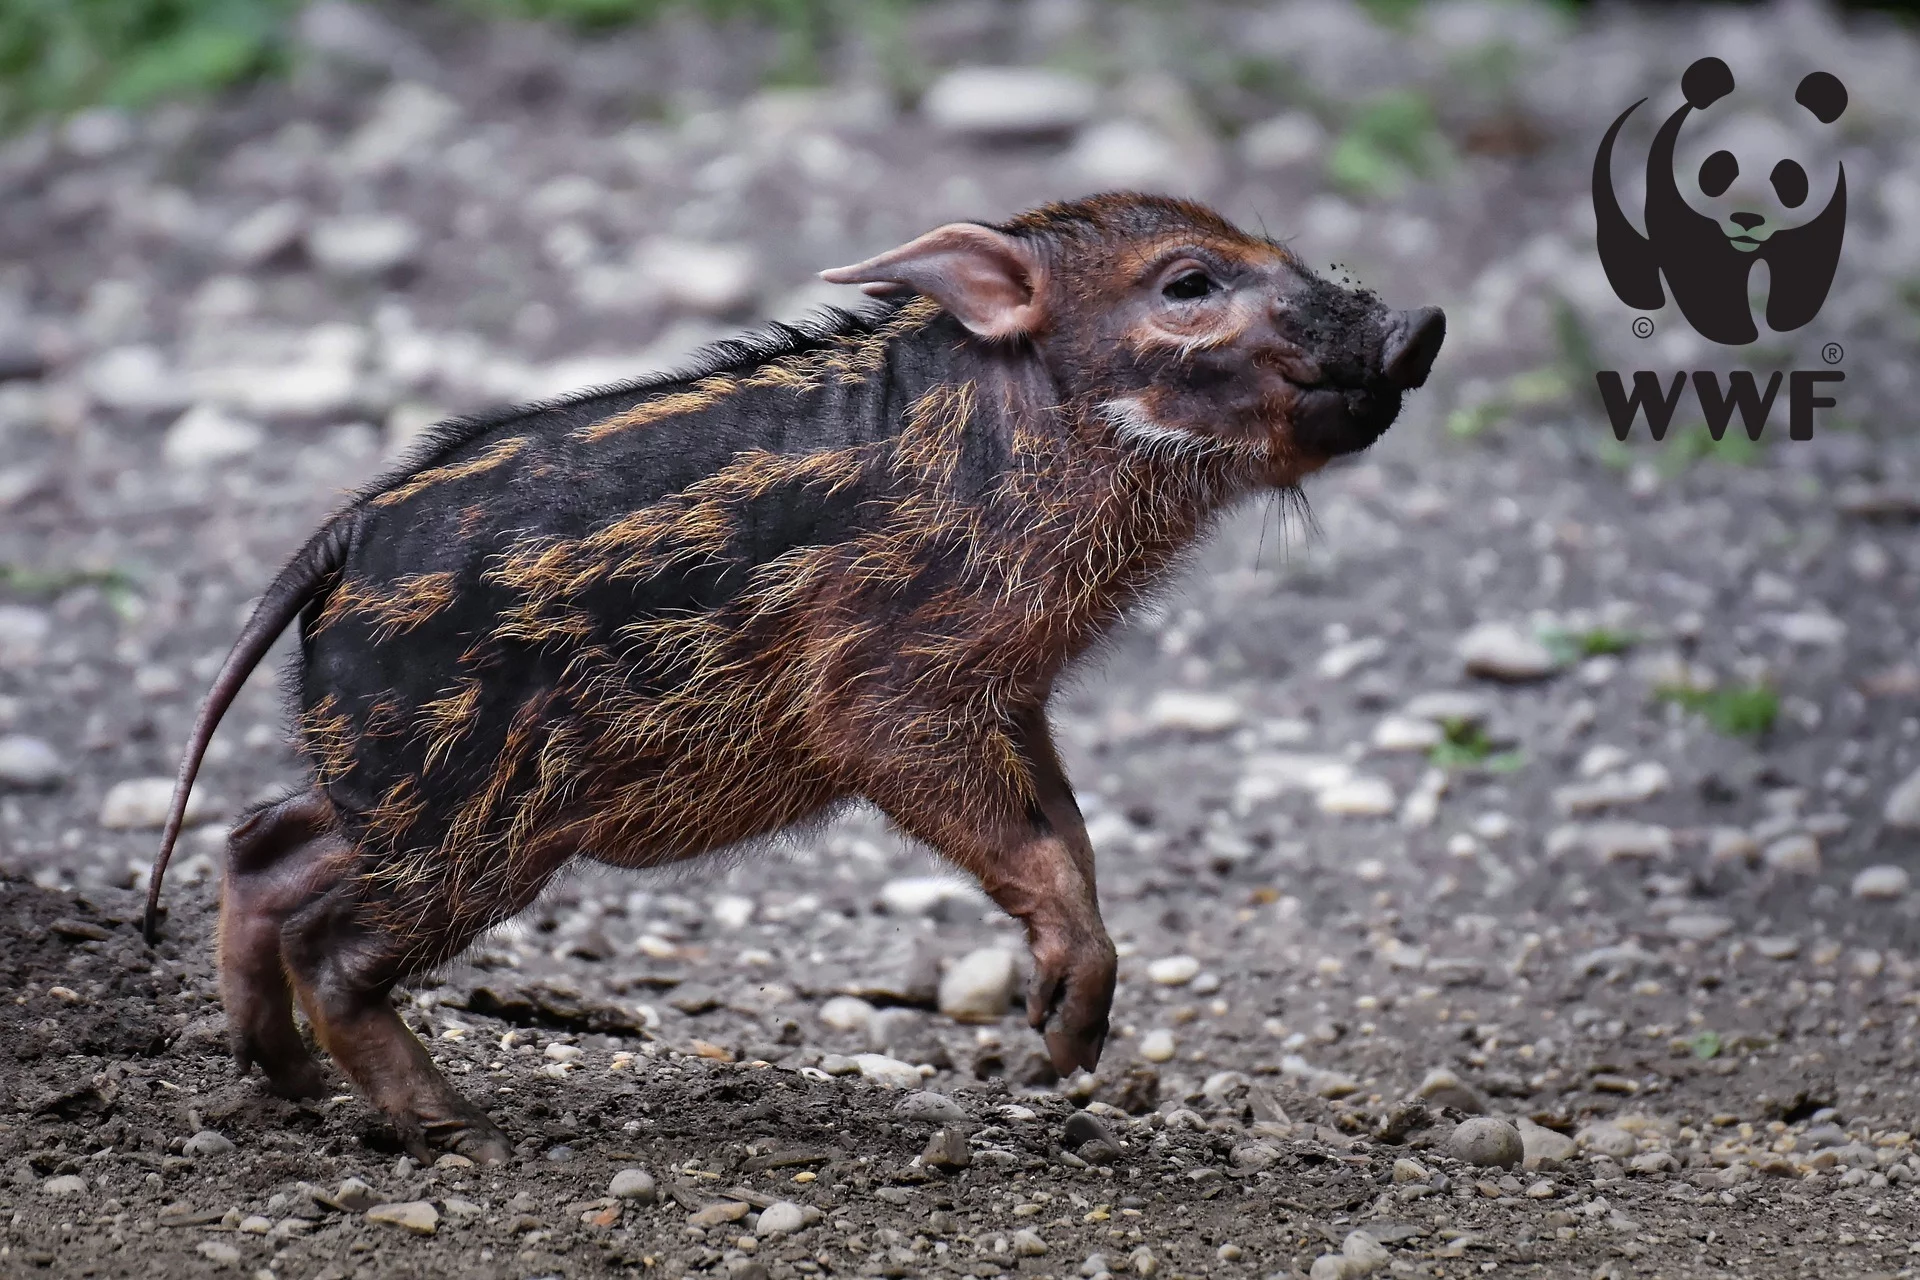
[1593, 56, 1848, 346]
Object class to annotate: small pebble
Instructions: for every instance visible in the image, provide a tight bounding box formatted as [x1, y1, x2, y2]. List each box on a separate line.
[0, 735, 64, 789]
[1447, 1117, 1524, 1169]
[1129, 1245, 1159, 1276]
[1014, 1228, 1049, 1256]
[1852, 865, 1910, 900]
[1139, 1028, 1176, 1062]
[609, 1169, 657, 1202]
[755, 1201, 806, 1235]
[365, 1200, 439, 1235]
[921, 1127, 972, 1170]
[41, 1174, 87, 1196]
[938, 948, 1019, 1022]
[1576, 1123, 1638, 1160]
[1147, 955, 1201, 986]
[183, 1130, 235, 1157]
[1762, 834, 1820, 874]
[814, 997, 875, 1036]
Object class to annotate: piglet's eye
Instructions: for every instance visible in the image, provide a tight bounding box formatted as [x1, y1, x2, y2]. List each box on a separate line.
[1162, 271, 1216, 301]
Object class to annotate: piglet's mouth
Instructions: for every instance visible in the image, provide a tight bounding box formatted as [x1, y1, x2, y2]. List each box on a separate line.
[1286, 307, 1446, 457]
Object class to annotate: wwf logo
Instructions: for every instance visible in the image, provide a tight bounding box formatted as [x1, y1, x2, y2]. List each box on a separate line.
[1593, 56, 1848, 346]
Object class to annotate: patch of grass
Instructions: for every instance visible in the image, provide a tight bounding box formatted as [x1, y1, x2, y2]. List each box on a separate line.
[0, 0, 295, 129]
[1355, 0, 1423, 29]
[1656, 681, 1778, 738]
[1539, 625, 1638, 665]
[1326, 88, 1447, 199]
[1445, 366, 1571, 439]
[0, 562, 136, 596]
[1428, 718, 1523, 772]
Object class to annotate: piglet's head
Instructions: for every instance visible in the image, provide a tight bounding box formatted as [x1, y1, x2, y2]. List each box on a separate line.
[823, 194, 1444, 480]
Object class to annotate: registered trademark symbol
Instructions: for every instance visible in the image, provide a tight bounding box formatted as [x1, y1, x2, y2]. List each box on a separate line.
[1822, 342, 1844, 365]
[1632, 316, 1655, 339]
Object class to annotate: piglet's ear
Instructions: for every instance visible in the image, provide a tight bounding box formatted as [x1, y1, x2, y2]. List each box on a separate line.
[820, 223, 1045, 340]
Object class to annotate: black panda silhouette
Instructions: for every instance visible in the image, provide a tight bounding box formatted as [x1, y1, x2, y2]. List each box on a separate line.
[1593, 57, 1848, 346]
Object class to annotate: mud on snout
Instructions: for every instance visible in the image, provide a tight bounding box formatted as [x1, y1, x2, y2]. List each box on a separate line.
[1286, 298, 1446, 458]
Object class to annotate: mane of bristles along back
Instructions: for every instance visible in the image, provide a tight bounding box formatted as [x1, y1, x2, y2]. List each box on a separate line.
[348, 304, 895, 508]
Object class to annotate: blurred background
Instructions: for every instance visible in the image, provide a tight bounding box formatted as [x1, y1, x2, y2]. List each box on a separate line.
[5, 0, 1920, 1027]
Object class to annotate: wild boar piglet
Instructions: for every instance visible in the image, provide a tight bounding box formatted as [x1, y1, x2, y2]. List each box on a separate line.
[146, 193, 1444, 1162]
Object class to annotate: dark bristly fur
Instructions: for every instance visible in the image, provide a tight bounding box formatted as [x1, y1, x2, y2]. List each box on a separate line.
[147, 194, 1444, 1162]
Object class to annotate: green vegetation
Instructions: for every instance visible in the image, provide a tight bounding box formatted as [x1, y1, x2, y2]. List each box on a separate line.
[1428, 718, 1524, 772]
[1539, 624, 1637, 666]
[1687, 1029, 1721, 1061]
[1656, 680, 1778, 738]
[0, 561, 136, 597]
[1326, 88, 1448, 199]
[0, 0, 295, 128]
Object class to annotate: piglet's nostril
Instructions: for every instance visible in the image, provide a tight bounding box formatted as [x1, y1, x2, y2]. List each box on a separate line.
[1382, 307, 1445, 390]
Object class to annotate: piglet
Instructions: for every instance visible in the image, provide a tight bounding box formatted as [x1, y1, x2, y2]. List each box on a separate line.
[145, 193, 1443, 1161]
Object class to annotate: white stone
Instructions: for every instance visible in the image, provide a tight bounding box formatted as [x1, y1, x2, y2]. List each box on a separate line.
[100, 777, 216, 830]
[1706, 827, 1758, 864]
[1456, 621, 1559, 681]
[0, 735, 63, 789]
[1576, 744, 1631, 778]
[224, 200, 307, 266]
[1317, 636, 1387, 681]
[879, 876, 982, 917]
[1013, 1227, 1050, 1256]
[609, 1168, 656, 1201]
[192, 323, 368, 419]
[309, 214, 421, 276]
[41, 1174, 87, 1196]
[1370, 715, 1441, 752]
[1884, 767, 1920, 829]
[1763, 834, 1821, 874]
[1144, 690, 1242, 734]
[756, 1200, 806, 1235]
[1552, 761, 1670, 814]
[819, 995, 876, 1033]
[635, 239, 759, 315]
[1576, 1123, 1638, 1159]
[895, 1090, 969, 1123]
[711, 893, 754, 928]
[340, 82, 459, 175]
[0, 605, 51, 665]
[921, 67, 1097, 136]
[1147, 955, 1201, 986]
[1068, 120, 1183, 190]
[1852, 865, 1910, 900]
[164, 404, 263, 467]
[1342, 1231, 1390, 1269]
[83, 344, 189, 413]
[1546, 821, 1673, 863]
[1447, 1117, 1523, 1168]
[1318, 776, 1397, 816]
[183, 1129, 235, 1156]
[1139, 1028, 1177, 1062]
[1241, 111, 1326, 170]
[1666, 913, 1733, 942]
[1766, 611, 1847, 647]
[938, 948, 1018, 1022]
[366, 1200, 439, 1234]
[1518, 1118, 1576, 1168]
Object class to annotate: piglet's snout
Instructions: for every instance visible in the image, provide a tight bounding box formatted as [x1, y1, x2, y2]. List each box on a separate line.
[1382, 307, 1446, 390]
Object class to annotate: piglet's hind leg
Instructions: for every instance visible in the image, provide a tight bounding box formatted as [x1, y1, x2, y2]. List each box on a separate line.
[281, 887, 514, 1165]
[218, 789, 343, 1100]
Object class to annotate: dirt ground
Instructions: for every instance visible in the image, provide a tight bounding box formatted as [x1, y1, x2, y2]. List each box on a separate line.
[8, 1, 1920, 1277]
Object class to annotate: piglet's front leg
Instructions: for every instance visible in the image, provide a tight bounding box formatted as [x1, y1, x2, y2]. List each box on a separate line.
[868, 707, 1115, 1076]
